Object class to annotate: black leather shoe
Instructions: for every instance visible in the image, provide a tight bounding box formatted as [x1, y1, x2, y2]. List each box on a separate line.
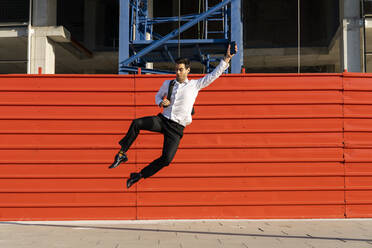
[127, 173, 141, 188]
[108, 153, 128, 169]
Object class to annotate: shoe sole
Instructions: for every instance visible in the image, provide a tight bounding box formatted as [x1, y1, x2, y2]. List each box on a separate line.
[108, 157, 128, 169]
[126, 173, 140, 188]
[127, 180, 135, 189]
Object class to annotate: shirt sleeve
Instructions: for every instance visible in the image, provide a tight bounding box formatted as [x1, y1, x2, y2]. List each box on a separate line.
[195, 59, 229, 90]
[155, 80, 169, 106]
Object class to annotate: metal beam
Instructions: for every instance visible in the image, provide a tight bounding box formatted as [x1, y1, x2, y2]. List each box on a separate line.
[143, 12, 222, 25]
[120, 66, 173, 74]
[164, 45, 175, 63]
[231, 0, 243, 73]
[119, 0, 130, 74]
[120, 0, 232, 66]
[132, 38, 228, 44]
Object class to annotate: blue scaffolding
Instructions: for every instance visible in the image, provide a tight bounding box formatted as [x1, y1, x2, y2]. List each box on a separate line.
[119, 0, 243, 74]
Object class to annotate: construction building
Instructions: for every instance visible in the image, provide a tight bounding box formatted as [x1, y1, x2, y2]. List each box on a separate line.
[0, 0, 370, 74]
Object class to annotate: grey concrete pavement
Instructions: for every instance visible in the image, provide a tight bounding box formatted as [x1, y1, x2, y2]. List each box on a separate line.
[1, 219, 372, 248]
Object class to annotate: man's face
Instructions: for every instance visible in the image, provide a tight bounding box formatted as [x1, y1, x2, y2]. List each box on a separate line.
[175, 63, 190, 83]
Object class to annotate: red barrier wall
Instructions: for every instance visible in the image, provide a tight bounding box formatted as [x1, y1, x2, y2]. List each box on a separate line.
[0, 72, 370, 220]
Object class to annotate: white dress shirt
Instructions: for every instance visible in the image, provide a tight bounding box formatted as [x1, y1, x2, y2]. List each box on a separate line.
[155, 60, 229, 127]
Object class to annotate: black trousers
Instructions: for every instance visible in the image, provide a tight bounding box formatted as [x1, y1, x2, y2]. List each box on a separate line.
[119, 113, 184, 178]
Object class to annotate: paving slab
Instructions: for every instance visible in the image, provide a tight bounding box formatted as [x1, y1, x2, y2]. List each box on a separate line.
[1, 219, 372, 248]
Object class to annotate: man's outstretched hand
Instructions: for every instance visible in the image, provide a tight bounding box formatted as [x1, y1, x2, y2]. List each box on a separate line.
[224, 43, 238, 63]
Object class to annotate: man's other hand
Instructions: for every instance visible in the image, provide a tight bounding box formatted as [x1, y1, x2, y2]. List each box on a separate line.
[160, 99, 171, 107]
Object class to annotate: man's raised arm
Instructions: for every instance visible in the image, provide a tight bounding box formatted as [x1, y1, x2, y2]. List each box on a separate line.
[195, 43, 238, 90]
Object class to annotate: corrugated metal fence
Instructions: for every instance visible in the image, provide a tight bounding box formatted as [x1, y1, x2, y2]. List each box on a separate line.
[344, 73, 372, 218]
[0, 72, 371, 220]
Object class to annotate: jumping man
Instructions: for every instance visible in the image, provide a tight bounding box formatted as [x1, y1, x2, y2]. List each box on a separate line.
[109, 44, 237, 188]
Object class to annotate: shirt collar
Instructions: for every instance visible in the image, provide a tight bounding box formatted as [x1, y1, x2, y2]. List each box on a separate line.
[176, 78, 189, 84]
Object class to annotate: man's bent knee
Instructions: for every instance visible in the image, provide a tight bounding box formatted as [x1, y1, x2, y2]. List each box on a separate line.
[132, 118, 140, 126]
[160, 156, 173, 167]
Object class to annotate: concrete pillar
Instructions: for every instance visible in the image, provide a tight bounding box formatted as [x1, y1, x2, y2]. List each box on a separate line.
[30, 28, 56, 74]
[340, 0, 362, 72]
[32, 0, 57, 26]
[29, 0, 57, 74]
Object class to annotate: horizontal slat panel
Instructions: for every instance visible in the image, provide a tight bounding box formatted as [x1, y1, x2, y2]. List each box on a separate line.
[0, 163, 343, 178]
[137, 205, 345, 219]
[138, 162, 344, 177]
[135, 75, 342, 91]
[199, 90, 342, 104]
[344, 77, 372, 90]
[0, 150, 134, 164]
[0, 207, 136, 221]
[206, 75, 342, 91]
[345, 163, 372, 175]
[0, 178, 131, 192]
[0, 192, 136, 208]
[137, 105, 343, 119]
[0, 92, 135, 105]
[0, 76, 135, 91]
[137, 191, 344, 206]
[346, 191, 372, 204]
[136, 177, 344, 192]
[0, 106, 136, 120]
[137, 91, 343, 105]
[344, 91, 372, 104]
[346, 205, 372, 218]
[134, 76, 171, 91]
[0, 164, 135, 178]
[187, 118, 343, 133]
[0, 192, 343, 208]
[0, 120, 132, 134]
[344, 105, 372, 118]
[137, 148, 343, 163]
[0, 92, 134, 106]
[0, 193, 136, 207]
[344, 149, 372, 162]
[344, 118, 372, 132]
[0, 133, 342, 149]
[345, 132, 372, 147]
[0, 176, 341, 193]
[0, 119, 343, 133]
[0, 134, 123, 149]
[346, 176, 372, 188]
[140, 133, 343, 148]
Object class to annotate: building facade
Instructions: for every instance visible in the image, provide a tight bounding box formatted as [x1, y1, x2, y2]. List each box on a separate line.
[0, 0, 370, 74]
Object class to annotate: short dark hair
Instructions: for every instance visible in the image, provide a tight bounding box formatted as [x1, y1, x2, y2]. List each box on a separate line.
[175, 57, 191, 69]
